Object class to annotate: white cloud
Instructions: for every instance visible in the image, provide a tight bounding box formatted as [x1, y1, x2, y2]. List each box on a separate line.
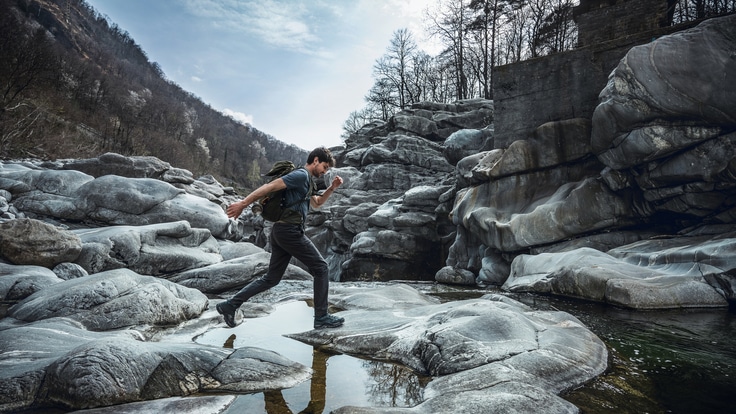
[222, 108, 254, 126]
[183, 0, 325, 53]
[191, 76, 202, 82]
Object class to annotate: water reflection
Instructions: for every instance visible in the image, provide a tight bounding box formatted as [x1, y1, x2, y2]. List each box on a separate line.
[363, 360, 428, 407]
[263, 349, 327, 414]
[198, 300, 429, 414]
[257, 349, 427, 413]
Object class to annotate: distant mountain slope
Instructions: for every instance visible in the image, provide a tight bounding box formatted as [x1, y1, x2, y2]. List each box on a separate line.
[0, 0, 306, 190]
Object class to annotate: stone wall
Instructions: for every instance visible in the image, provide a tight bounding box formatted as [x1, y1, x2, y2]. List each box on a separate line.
[491, 0, 696, 148]
[574, 0, 673, 47]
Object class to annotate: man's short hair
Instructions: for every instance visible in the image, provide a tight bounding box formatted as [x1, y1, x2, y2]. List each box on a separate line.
[308, 147, 335, 167]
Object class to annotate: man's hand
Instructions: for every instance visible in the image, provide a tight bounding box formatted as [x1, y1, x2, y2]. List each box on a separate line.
[331, 175, 344, 189]
[226, 200, 247, 219]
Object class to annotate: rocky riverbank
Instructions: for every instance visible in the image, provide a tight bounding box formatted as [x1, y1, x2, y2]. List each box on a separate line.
[1, 13, 735, 413]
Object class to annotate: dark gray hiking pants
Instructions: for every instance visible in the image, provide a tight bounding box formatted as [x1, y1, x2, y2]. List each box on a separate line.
[226, 222, 329, 317]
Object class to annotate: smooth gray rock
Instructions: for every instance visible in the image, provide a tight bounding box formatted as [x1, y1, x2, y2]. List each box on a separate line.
[332, 384, 578, 414]
[212, 346, 311, 393]
[0, 290, 310, 413]
[452, 169, 639, 252]
[52, 262, 88, 280]
[489, 118, 593, 179]
[217, 240, 264, 261]
[78, 175, 230, 237]
[0, 263, 62, 302]
[1, 167, 94, 220]
[503, 245, 729, 309]
[170, 251, 312, 293]
[332, 284, 440, 311]
[73, 221, 222, 276]
[0, 164, 232, 239]
[0, 318, 141, 412]
[65, 395, 236, 414]
[591, 14, 736, 161]
[289, 286, 606, 413]
[8, 269, 208, 330]
[443, 128, 492, 165]
[57, 152, 176, 179]
[435, 266, 476, 286]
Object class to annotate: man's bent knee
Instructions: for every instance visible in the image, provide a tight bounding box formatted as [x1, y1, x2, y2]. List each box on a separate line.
[311, 262, 329, 279]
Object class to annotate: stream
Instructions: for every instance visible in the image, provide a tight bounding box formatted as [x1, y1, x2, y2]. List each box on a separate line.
[195, 285, 736, 414]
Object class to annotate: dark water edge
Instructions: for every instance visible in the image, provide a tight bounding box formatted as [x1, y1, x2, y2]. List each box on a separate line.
[506, 292, 736, 414]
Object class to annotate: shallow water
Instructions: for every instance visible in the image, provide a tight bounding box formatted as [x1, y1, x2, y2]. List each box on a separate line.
[195, 300, 429, 413]
[195, 289, 736, 414]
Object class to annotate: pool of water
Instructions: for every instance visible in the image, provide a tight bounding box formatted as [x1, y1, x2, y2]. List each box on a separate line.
[194, 300, 429, 413]
[195, 288, 736, 414]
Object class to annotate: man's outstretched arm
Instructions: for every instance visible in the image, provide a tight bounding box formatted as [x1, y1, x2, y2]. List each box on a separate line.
[226, 178, 287, 218]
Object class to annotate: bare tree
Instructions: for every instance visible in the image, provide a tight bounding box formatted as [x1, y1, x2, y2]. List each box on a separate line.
[524, 0, 576, 57]
[0, 12, 57, 111]
[365, 78, 399, 121]
[384, 28, 419, 109]
[671, 0, 736, 22]
[341, 107, 379, 140]
[427, 0, 470, 101]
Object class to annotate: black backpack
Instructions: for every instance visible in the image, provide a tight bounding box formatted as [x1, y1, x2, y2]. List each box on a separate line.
[258, 161, 313, 222]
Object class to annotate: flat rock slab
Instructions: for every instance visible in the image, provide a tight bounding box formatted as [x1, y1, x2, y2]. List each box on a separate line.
[288, 285, 607, 413]
[503, 233, 733, 309]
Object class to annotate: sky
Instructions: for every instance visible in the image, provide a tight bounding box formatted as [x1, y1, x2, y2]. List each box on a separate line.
[84, 0, 440, 150]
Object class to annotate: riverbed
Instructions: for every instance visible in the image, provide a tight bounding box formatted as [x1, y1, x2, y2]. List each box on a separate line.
[196, 284, 736, 414]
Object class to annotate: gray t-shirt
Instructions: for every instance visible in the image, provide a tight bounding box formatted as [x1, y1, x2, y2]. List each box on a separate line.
[280, 168, 314, 224]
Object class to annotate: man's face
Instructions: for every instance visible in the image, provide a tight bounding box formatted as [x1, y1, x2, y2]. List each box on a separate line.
[313, 161, 330, 178]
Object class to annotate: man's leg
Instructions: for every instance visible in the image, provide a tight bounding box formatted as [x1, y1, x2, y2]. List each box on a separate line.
[217, 224, 293, 326]
[281, 226, 343, 328]
[284, 228, 330, 317]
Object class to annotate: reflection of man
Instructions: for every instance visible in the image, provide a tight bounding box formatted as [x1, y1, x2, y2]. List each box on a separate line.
[301, 349, 328, 414]
[264, 348, 329, 414]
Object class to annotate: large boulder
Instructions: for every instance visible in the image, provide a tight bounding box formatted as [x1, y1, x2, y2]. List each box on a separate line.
[0, 318, 309, 412]
[0, 163, 233, 239]
[54, 152, 181, 180]
[503, 228, 736, 308]
[8, 269, 208, 330]
[76, 175, 230, 237]
[0, 263, 62, 303]
[73, 221, 222, 276]
[0, 218, 82, 267]
[591, 14, 736, 162]
[451, 165, 640, 252]
[169, 251, 312, 293]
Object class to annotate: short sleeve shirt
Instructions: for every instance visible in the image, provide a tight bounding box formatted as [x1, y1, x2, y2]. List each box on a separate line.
[280, 168, 314, 223]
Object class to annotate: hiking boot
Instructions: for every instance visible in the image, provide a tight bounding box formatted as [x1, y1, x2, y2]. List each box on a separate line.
[216, 302, 238, 328]
[314, 314, 344, 329]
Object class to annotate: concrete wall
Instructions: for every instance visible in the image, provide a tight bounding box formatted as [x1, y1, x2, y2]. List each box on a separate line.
[491, 0, 694, 148]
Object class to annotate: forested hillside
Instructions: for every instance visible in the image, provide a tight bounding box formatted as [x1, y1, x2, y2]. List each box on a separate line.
[0, 0, 307, 190]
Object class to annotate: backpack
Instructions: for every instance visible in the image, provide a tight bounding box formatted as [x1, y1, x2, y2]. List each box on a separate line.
[258, 161, 313, 222]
